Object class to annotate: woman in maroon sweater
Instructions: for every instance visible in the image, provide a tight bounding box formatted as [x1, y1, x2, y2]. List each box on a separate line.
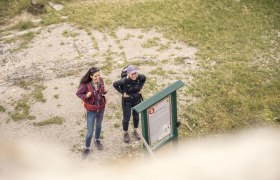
[76, 67, 108, 157]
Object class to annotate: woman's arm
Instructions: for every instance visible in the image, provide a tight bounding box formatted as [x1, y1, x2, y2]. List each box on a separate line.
[99, 77, 108, 95]
[113, 78, 125, 94]
[76, 84, 89, 101]
[139, 74, 146, 89]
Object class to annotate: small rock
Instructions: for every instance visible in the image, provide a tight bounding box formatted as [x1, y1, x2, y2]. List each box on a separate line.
[48, 2, 64, 11]
[31, 19, 42, 24]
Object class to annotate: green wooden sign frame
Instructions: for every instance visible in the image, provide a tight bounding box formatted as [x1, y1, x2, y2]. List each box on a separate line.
[133, 80, 184, 151]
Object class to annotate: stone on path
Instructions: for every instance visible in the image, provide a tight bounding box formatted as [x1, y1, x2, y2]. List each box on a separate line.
[48, 2, 64, 11]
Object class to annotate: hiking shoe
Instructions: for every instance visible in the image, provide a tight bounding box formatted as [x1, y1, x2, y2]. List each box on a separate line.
[133, 130, 141, 140]
[124, 133, 130, 143]
[95, 139, 103, 150]
[82, 148, 90, 159]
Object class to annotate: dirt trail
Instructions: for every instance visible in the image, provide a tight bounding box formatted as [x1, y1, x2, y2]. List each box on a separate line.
[0, 22, 198, 163]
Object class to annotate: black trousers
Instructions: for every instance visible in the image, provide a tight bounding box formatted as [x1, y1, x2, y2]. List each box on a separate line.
[122, 98, 141, 131]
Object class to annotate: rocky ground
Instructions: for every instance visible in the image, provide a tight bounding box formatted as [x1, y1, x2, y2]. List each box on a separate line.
[0, 17, 198, 164]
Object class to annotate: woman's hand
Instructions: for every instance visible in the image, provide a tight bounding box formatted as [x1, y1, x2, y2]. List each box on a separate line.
[103, 88, 108, 94]
[123, 93, 129, 98]
[86, 92, 92, 98]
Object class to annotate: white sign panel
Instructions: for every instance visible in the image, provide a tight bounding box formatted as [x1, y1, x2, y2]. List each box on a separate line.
[147, 96, 172, 147]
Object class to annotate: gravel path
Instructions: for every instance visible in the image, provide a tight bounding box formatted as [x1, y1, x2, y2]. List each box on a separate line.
[0, 22, 198, 163]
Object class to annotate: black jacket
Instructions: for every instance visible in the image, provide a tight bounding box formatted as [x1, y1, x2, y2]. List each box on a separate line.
[113, 74, 146, 102]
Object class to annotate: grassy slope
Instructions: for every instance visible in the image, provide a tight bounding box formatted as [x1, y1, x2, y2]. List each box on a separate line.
[0, 0, 71, 25]
[2, 0, 279, 136]
[61, 0, 280, 135]
[0, 0, 29, 24]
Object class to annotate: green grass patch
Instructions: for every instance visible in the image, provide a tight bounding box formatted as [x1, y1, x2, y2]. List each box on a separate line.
[51, 0, 73, 5]
[113, 122, 120, 128]
[124, 33, 134, 40]
[115, 39, 121, 44]
[109, 30, 118, 39]
[9, 99, 35, 121]
[149, 67, 165, 76]
[142, 78, 161, 97]
[2, 31, 36, 50]
[0, 0, 31, 25]
[118, 45, 124, 49]
[40, 11, 62, 26]
[11, 20, 36, 30]
[54, 94, 59, 99]
[157, 42, 170, 51]
[33, 116, 64, 126]
[0, 105, 6, 113]
[17, 32, 36, 50]
[62, 30, 79, 38]
[33, 84, 46, 103]
[78, 129, 85, 137]
[91, 36, 99, 50]
[175, 46, 182, 50]
[100, 51, 114, 75]
[141, 37, 160, 48]
[167, 70, 177, 75]
[17, 80, 32, 90]
[104, 78, 112, 85]
[33, 90, 45, 102]
[174, 57, 185, 65]
[107, 103, 117, 111]
[115, 110, 122, 120]
[2, 37, 17, 44]
[100, 132, 104, 139]
[59, 0, 280, 135]
[120, 51, 126, 59]
[0, 0, 50, 25]
[161, 59, 169, 64]
[56, 69, 80, 78]
[120, 59, 157, 69]
[9, 80, 47, 121]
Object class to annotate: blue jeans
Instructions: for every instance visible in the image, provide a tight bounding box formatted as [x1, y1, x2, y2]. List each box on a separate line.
[85, 109, 104, 148]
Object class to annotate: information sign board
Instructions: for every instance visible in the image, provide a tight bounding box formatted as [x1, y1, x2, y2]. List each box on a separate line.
[148, 96, 172, 148]
[133, 80, 184, 151]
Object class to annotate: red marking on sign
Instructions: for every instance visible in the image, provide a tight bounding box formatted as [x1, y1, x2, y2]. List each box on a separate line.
[149, 108, 155, 114]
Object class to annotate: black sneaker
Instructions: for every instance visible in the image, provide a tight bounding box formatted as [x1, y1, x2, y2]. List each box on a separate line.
[124, 133, 130, 143]
[95, 139, 103, 150]
[133, 130, 141, 140]
[82, 148, 90, 159]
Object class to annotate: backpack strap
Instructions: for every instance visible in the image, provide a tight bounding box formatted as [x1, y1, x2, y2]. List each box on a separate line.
[88, 79, 103, 93]
[99, 77, 105, 93]
[87, 82, 94, 93]
[121, 77, 127, 94]
[84, 83, 98, 111]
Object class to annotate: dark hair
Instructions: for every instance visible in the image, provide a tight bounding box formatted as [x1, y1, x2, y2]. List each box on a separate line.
[79, 67, 100, 85]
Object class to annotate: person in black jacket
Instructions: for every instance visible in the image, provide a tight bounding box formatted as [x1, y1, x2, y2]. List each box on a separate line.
[113, 65, 146, 143]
